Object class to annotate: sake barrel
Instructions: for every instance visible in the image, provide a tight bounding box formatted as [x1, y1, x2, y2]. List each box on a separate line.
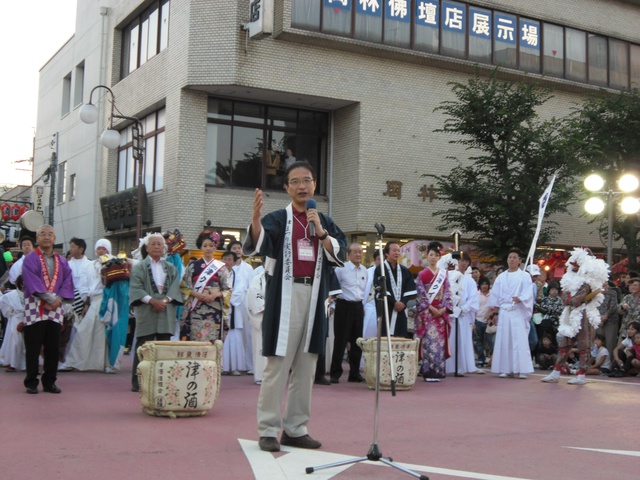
[356, 336, 419, 391]
[136, 340, 222, 417]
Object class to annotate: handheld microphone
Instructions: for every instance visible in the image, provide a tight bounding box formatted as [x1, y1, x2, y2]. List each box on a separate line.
[305, 199, 317, 237]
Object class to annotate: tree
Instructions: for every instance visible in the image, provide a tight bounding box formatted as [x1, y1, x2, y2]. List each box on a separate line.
[427, 73, 587, 259]
[568, 87, 640, 272]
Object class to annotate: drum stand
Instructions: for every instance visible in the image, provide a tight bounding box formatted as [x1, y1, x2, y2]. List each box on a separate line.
[306, 223, 428, 480]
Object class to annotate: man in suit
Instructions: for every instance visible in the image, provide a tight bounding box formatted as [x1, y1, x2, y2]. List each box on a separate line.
[129, 232, 183, 392]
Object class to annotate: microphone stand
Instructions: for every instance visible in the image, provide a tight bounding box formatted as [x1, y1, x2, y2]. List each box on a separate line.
[306, 223, 428, 480]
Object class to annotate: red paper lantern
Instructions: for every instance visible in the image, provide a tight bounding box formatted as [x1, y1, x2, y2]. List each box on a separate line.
[10, 204, 21, 221]
[0, 203, 10, 221]
[19, 205, 29, 217]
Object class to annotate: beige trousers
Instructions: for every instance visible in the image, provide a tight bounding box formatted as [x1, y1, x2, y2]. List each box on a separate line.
[257, 283, 318, 438]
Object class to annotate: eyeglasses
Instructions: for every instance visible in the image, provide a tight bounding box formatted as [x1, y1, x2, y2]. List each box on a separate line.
[288, 177, 315, 187]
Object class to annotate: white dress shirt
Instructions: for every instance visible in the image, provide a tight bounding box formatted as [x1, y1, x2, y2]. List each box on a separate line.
[141, 257, 169, 304]
[334, 261, 368, 302]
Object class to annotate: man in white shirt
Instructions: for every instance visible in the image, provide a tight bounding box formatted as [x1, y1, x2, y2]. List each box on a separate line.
[66, 237, 95, 314]
[8, 236, 35, 286]
[329, 243, 368, 383]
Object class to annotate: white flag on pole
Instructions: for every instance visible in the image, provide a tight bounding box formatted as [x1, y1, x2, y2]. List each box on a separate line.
[526, 174, 557, 267]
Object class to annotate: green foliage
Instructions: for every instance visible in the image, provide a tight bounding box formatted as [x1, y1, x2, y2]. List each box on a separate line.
[428, 73, 586, 258]
[568, 87, 640, 271]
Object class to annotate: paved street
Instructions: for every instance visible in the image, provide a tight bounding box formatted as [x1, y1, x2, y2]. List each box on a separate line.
[2, 356, 638, 480]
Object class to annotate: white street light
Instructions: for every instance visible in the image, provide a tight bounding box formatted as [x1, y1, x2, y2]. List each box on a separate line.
[584, 197, 605, 214]
[620, 196, 640, 215]
[79, 103, 99, 124]
[100, 129, 121, 149]
[583, 171, 639, 267]
[80, 85, 145, 239]
[584, 173, 605, 192]
[618, 173, 640, 193]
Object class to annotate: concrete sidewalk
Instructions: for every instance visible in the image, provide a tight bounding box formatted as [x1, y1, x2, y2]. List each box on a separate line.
[2, 356, 638, 480]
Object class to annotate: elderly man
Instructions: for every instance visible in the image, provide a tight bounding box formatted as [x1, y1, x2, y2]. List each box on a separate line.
[21, 225, 74, 394]
[330, 243, 368, 384]
[129, 233, 183, 392]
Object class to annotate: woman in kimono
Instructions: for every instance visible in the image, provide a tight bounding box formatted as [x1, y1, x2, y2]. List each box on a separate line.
[180, 230, 228, 343]
[0, 275, 26, 372]
[415, 242, 453, 382]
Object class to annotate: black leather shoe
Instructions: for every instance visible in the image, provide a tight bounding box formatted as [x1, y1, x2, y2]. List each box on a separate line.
[131, 384, 140, 392]
[281, 432, 321, 449]
[258, 436, 280, 452]
[329, 377, 339, 384]
[348, 374, 366, 383]
[26, 386, 38, 394]
[314, 377, 331, 385]
[43, 384, 62, 394]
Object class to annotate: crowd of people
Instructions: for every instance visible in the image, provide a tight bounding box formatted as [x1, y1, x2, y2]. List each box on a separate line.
[0, 160, 638, 455]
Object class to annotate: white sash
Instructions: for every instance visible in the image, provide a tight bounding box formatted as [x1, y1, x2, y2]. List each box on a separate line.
[385, 260, 402, 335]
[276, 204, 324, 356]
[190, 258, 225, 311]
[426, 268, 447, 305]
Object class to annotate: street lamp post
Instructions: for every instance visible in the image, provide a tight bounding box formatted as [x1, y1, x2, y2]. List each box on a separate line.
[79, 85, 145, 240]
[584, 172, 640, 267]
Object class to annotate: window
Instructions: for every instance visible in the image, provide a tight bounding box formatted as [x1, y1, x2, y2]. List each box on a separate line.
[289, 0, 640, 91]
[73, 62, 85, 108]
[205, 99, 329, 193]
[493, 11, 517, 68]
[414, 0, 439, 53]
[631, 44, 640, 87]
[519, 18, 540, 73]
[468, 7, 492, 64]
[355, 0, 382, 43]
[293, 0, 321, 30]
[609, 39, 629, 89]
[61, 73, 71, 117]
[542, 23, 563, 78]
[121, 0, 170, 78]
[565, 28, 586, 82]
[116, 108, 165, 192]
[57, 162, 67, 204]
[322, 0, 351, 36]
[441, 1, 466, 59]
[588, 35, 608, 86]
[384, 0, 411, 48]
[69, 174, 76, 200]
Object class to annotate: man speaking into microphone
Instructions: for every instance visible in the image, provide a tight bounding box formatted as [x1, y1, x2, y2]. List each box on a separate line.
[243, 161, 347, 453]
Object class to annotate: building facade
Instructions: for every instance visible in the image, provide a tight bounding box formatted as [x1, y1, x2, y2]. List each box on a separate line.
[33, 0, 640, 260]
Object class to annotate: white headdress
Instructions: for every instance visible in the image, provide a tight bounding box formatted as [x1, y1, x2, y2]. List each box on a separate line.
[95, 239, 112, 255]
[558, 248, 609, 337]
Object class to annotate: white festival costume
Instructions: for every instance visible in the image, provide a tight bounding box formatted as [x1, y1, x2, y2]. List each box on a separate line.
[0, 290, 26, 370]
[488, 268, 534, 375]
[446, 269, 480, 374]
[65, 259, 107, 371]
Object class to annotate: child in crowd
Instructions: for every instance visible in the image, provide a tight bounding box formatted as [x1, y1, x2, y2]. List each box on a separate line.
[536, 334, 558, 370]
[623, 332, 640, 376]
[586, 333, 611, 376]
[610, 321, 640, 377]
